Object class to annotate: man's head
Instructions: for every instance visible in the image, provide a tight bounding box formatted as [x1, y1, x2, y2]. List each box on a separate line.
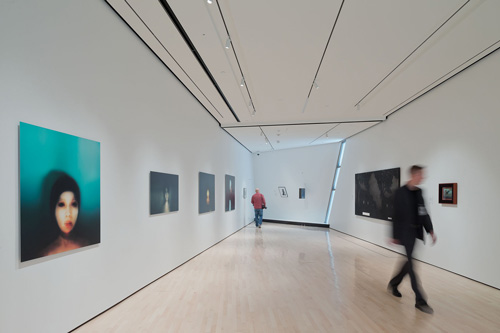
[255, 188, 260, 193]
[409, 165, 424, 186]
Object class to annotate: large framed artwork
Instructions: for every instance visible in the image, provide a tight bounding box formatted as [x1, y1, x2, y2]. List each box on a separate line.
[225, 174, 235, 212]
[355, 168, 400, 221]
[150, 171, 179, 215]
[199, 172, 215, 214]
[20, 122, 100, 262]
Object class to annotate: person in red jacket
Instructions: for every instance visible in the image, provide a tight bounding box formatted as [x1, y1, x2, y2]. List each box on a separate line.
[251, 188, 266, 228]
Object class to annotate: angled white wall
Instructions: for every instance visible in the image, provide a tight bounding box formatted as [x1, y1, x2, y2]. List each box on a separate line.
[330, 49, 500, 289]
[0, 1, 254, 332]
[253, 143, 339, 224]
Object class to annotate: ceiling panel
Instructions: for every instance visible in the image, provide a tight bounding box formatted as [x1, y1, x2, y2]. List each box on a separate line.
[107, 0, 500, 153]
[224, 127, 274, 153]
[227, 121, 379, 153]
[359, 0, 500, 117]
[217, 0, 344, 123]
[307, 0, 467, 121]
[168, 0, 256, 124]
[311, 122, 379, 146]
[108, 0, 237, 123]
[262, 124, 340, 151]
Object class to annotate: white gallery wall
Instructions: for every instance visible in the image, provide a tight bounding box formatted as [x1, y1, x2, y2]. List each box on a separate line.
[0, 1, 254, 332]
[330, 49, 500, 289]
[253, 143, 339, 224]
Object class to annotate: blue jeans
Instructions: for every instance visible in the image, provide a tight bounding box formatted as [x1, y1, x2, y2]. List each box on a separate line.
[254, 209, 263, 227]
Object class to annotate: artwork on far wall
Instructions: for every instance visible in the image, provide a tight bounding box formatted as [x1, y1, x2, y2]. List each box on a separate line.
[20, 122, 101, 262]
[199, 172, 215, 214]
[299, 188, 306, 199]
[225, 174, 235, 212]
[278, 186, 288, 198]
[355, 168, 400, 221]
[439, 183, 457, 204]
[150, 171, 179, 215]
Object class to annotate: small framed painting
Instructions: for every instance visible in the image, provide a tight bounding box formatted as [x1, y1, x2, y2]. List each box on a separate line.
[278, 186, 288, 198]
[439, 183, 457, 204]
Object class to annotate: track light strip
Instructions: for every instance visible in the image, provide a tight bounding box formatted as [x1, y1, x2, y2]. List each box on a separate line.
[158, 0, 240, 122]
[120, 0, 224, 119]
[215, 0, 257, 116]
[306, 0, 346, 99]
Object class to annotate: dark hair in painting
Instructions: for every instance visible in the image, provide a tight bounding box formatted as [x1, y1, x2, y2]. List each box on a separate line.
[50, 174, 81, 214]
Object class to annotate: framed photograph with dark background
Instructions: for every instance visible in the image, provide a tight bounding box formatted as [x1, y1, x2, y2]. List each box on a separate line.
[439, 183, 457, 204]
[150, 171, 179, 215]
[355, 167, 400, 221]
[199, 172, 215, 214]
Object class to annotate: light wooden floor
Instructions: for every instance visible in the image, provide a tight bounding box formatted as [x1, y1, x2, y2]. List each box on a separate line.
[74, 223, 500, 332]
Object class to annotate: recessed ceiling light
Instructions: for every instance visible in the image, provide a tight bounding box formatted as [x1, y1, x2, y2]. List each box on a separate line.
[207, 0, 213, 4]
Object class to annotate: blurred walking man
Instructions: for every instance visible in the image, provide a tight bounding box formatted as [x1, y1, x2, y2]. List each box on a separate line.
[388, 165, 437, 314]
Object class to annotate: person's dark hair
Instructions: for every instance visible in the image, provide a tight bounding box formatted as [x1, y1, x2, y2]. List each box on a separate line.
[410, 165, 424, 175]
[50, 174, 81, 213]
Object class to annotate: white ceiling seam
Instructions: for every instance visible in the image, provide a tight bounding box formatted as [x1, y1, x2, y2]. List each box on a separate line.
[306, 0, 345, 101]
[106, 0, 227, 123]
[124, 0, 237, 122]
[353, 0, 471, 108]
[309, 124, 341, 145]
[384, 39, 500, 118]
[157, 0, 240, 122]
[211, 0, 258, 117]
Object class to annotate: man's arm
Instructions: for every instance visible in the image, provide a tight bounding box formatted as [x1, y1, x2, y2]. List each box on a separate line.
[418, 190, 437, 244]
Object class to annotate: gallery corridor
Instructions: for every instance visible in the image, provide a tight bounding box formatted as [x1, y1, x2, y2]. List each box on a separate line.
[73, 224, 500, 332]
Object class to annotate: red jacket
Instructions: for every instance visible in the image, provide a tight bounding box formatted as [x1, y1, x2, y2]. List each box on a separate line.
[251, 193, 266, 209]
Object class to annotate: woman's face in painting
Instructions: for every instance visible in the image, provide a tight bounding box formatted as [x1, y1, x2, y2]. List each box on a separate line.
[55, 191, 79, 234]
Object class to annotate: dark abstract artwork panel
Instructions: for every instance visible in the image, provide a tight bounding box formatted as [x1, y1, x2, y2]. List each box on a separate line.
[150, 171, 179, 215]
[355, 168, 400, 221]
[199, 172, 215, 214]
[225, 174, 235, 212]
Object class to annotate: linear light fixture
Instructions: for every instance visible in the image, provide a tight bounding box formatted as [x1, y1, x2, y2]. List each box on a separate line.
[225, 37, 231, 49]
[240, 77, 245, 87]
[249, 100, 256, 116]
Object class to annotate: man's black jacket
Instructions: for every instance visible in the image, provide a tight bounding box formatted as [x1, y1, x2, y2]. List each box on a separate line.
[393, 185, 434, 243]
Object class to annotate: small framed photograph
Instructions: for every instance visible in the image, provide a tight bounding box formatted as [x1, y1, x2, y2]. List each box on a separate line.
[278, 186, 288, 198]
[439, 183, 457, 204]
[299, 188, 305, 199]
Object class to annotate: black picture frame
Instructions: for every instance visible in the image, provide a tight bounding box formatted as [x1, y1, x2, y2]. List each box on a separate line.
[355, 167, 400, 221]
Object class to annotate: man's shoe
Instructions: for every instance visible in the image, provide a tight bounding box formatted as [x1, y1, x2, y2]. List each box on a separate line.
[387, 283, 402, 297]
[415, 301, 434, 314]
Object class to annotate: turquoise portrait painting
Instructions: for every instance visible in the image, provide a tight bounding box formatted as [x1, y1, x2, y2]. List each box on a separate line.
[20, 122, 100, 262]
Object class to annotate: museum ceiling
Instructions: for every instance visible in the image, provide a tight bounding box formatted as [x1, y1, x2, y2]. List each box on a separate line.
[106, 0, 500, 153]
